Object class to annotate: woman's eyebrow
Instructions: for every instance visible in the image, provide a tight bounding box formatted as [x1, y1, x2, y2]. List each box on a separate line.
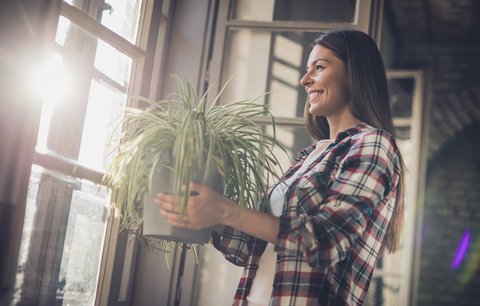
[306, 58, 330, 68]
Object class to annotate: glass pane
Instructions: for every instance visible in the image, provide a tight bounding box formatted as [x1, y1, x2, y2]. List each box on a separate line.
[363, 276, 401, 306]
[222, 29, 321, 119]
[55, 15, 72, 46]
[265, 124, 314, 179]
[78, 80, 127, 171]
[394, 126, 411, 141]
[14, 165, 110, 305]
[55, 16, 133, 87]
[389, 78, 414, 118]
[64, 0, 143, 44]
[94, 39, 133, 87]
[231, 0, 357, 23]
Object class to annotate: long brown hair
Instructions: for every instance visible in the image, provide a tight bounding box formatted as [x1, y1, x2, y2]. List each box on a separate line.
[304, 29, 405, 253]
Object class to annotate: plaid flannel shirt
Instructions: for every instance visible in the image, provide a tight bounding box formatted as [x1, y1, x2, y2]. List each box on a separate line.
[212, 122, 401, 306]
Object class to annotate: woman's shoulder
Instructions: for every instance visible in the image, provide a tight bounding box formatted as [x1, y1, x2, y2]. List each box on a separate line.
[347, 123, 397, 149]
[339, 123, 400, 166]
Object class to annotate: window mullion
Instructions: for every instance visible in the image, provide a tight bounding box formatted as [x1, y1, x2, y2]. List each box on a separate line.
[226, 20, 361, 31]
[33, 151, 104, 184]
[60, 1, 146, 59]
[253, 116, 304, 127]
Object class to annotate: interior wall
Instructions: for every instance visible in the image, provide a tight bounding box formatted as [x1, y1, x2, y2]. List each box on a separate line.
[396, 44, 480, 158]
[379, 9, 397, 69]
[395, 38, 480, 306]
[419, 124, 480, 306]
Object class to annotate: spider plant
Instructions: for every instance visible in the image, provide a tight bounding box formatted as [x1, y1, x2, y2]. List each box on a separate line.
[103, 76, 284, 244]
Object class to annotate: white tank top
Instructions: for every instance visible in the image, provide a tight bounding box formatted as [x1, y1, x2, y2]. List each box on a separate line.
[246, 139, 333, 306]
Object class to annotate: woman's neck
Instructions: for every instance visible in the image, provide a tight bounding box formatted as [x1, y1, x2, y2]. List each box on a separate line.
[326, 113, 361, 140]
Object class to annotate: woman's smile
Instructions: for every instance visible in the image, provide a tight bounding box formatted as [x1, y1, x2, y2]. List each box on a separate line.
[307, 90, 324, 103]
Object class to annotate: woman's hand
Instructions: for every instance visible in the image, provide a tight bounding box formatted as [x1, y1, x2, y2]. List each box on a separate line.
[156, 182, 280, 243]
[155, 182, 238, 229]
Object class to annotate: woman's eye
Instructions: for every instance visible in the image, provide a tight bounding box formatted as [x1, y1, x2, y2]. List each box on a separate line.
[316, 65, 324, 70]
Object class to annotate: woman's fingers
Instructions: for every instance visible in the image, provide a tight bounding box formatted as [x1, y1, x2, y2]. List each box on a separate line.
[159, 207, 207, 229]
[156, 193, 179, 210]
[156, 192, 175, 203]
[154, 183, 223, 229]
[188, 181, 212, 196]
[155, 192, 199, 228]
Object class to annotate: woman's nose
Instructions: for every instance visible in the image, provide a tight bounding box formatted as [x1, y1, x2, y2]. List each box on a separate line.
[300, 72, 311, 86]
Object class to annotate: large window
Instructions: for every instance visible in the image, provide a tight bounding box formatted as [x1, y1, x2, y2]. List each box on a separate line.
[13, 0, 165, 305]
[208, 0, 376, 171]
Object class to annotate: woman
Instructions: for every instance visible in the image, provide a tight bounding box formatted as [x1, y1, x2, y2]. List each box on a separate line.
[157, 29, 404, 306]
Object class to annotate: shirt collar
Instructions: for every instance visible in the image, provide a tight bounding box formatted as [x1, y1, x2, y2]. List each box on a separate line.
[334, 121, 369, 142]
[298, 122, 370, 160]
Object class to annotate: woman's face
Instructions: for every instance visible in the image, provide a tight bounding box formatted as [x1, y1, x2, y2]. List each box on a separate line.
[300, 44, 350, 118]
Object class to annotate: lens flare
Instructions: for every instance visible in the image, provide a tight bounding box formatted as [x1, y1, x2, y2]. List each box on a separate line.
[452, 229, 471, 270]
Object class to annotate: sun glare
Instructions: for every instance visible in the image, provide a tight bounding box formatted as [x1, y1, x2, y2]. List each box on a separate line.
[33, 54, 71, 151]
[32, 54, 71, 105]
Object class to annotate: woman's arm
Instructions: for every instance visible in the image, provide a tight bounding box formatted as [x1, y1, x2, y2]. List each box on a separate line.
[156, 182, 280, 243]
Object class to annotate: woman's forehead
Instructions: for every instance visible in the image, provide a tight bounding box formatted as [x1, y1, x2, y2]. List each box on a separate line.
[307, 45, 339, 65]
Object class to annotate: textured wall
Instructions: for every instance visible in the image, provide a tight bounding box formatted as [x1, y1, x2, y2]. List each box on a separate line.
[418, 124, 480, 306]
[394, 37, 480, 305]
[398, 44, 480, 158]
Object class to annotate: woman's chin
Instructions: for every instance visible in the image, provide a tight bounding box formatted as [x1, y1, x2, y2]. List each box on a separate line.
[308, 105, 323, 117]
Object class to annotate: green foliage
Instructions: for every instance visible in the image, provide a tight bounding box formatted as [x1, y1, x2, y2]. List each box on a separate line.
[103, 76, 285, 238]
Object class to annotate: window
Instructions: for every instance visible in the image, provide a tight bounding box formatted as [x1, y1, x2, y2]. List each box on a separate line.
[14, 0, 165, 305]
[208, 0, 375, 170]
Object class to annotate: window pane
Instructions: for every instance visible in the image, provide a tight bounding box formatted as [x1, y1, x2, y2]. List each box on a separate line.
[363, 276, 401, 306]
[389, 78, 414, 118]
[55, 16, 133, 87]
[222, 29, 320, 119]
[14, 165, 110, 305]
[78, 80, 127, 171]
[94, 39, 133, 87]
[55, 15, 72, 46]
[265, 124, 314, 178]
[395, 126, 411, 141]
[231, 0, 357, 23]
[64, 0, 143, 44]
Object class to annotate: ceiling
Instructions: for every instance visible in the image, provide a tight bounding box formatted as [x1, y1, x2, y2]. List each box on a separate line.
[385, 0, 480, 45]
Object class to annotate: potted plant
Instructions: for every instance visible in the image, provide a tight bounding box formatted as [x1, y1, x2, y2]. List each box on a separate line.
[103, 76, 284, 246]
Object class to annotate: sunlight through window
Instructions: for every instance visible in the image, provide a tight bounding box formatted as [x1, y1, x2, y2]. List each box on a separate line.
[33, 53, 70, 151]
[32, 53, 70, 105]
